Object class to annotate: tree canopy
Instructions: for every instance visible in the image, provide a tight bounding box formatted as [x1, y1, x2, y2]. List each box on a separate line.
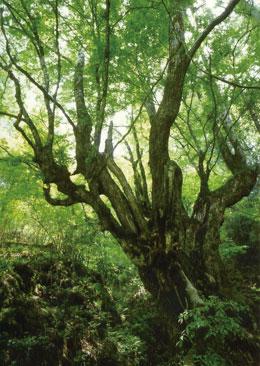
[0, 0, 260, 364]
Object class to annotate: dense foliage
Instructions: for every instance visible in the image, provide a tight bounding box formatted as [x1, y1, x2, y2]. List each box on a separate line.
[0, 0, 260, 364]
[0, 229, 169, 366]
[0, 245, 116, 365]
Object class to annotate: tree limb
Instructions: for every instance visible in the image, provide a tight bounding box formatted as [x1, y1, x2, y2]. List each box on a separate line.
[199, 68, 260, 90]
[94, 0, 111, 148]
[73, 49, 93, 173]
[189, 0, 241, 60]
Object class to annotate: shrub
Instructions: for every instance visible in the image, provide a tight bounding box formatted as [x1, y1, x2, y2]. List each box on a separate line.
[177, 296, 259, 366]
[0, 246, 119, 365]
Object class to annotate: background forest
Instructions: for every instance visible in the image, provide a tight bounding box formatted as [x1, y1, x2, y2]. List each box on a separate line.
[0, 0, 260, 365]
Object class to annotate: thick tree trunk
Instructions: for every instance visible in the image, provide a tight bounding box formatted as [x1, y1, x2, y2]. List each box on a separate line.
[123, 227, 223, 323]
[119, 192, 237, 332]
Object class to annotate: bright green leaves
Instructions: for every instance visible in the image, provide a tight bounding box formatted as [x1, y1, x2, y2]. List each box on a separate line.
[177, 297, 252, 366]
[171, 0, 260, 190]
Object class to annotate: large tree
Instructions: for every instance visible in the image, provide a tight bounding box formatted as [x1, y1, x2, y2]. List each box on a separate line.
[0, 0, 259, 325]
